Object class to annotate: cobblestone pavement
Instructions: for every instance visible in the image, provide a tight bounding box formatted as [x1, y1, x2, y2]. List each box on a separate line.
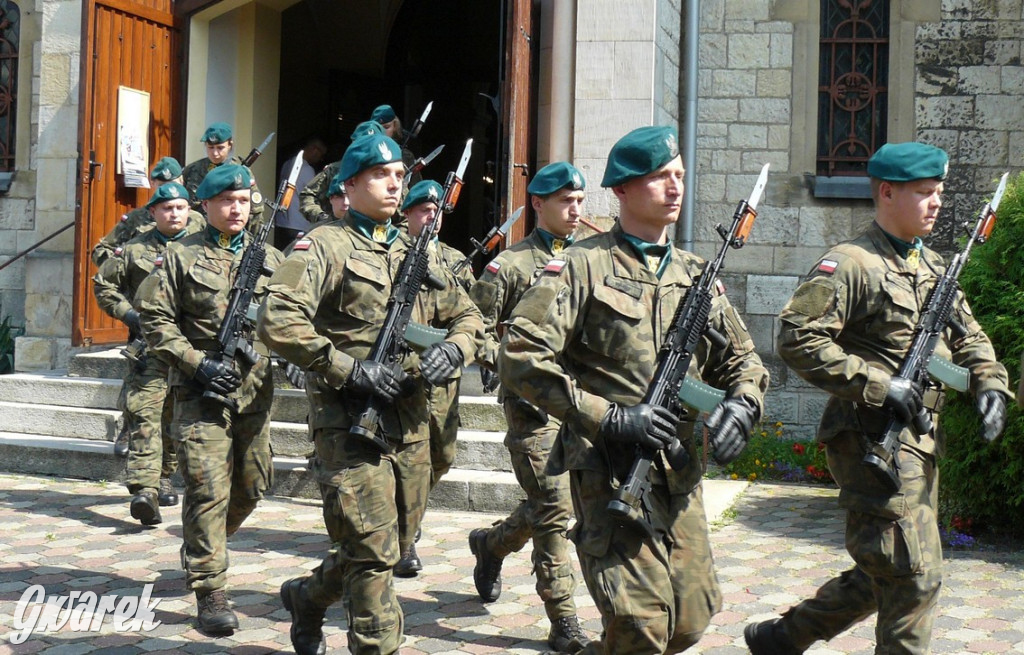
[0, 473, 1022, 654]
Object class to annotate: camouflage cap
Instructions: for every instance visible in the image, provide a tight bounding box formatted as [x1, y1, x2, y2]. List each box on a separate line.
[867, 142, 949, 182]
[145, 182, 189, 208]
[601, 125, 680, 188]
[327, 169, 347, 197]
[402, 180, 443, 211]
[528, 161, 586, 197]
[339, 134, 403, 181]
[195, 164, 251, 199]
[351, 120, 386, 141]
[371, 104, 397, 124]
[200, 122, 232, 144]
[150, 156, 182, 181]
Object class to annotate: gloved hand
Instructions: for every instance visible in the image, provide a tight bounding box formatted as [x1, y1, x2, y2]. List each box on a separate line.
[599, 403, 677, 451]
[706, 395, 760, 465]
[480, 367, 500, 394]
[420, 342, 463, 386]
[282, 360, 306, 390]
[123, 309, 143, 336]
[883, 376, 924, 424]
[977, 390, 1007, 443]
[194, 357, 241, 396]
[346, 360, 403, 402]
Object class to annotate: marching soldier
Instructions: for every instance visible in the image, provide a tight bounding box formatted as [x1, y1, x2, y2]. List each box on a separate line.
[135, 164, 281, 635]
[257, 134, 482, 655]
[499, 126, 769, 654]
[298, 120, 384, 226]
[466, 162, 591, 653]
[745, 143, 1011, 654]
[92, 182, 203, 525]
[181, 122, 265, 230]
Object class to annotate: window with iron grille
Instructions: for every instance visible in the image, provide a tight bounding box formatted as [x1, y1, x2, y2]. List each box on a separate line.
[817, 0, 889, 178]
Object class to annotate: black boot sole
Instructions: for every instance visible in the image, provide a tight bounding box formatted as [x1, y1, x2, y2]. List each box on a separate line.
[130, 496, 161, 526]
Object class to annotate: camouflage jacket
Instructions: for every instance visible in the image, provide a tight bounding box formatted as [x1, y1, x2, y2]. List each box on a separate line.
[91, 207, 206, 267]
[135, 229, 283, 413]
[298, 161, 340, 226]
[499, 222, 768, 485]
[256, 215, 483, 443]
[778, 221, 1009, 453]
[181, 155, 265, 230]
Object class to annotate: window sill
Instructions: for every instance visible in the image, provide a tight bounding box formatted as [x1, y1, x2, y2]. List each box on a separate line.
[810, 175, 871, 200]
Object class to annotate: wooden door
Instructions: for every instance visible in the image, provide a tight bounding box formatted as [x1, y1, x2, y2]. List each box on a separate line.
[500, 0, 538, 245]
[72, 0, 181, 346]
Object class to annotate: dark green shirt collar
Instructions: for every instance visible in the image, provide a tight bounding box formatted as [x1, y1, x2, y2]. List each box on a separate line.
[877, 223, 923, 260]
[153, 228, 188, 245]
[205, 225, 245, 253]
[535, 228, 574, 255]
[622, 232, 673, 279]
[349, 209, 400, 246]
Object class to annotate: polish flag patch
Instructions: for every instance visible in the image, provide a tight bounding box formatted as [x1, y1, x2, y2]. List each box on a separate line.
[119, 214, 128, 222]
[114, 247, 124, 256]
[485, 260, 501, 274]
[817, 259, 838, 274]
[154, 255, 164, 267]
[292, 239, 312, 251]
[544, 259, 566, 274]
[715, 279, 726, 294]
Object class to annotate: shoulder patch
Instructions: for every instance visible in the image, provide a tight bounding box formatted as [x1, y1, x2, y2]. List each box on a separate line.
[543, 259, 566, 275]
[114, 246, 124, 256]
[817, 259, 838, 275]
[154, 255, 164, 267]
[485, 260, 501, 274]
[715, 279, 726, 294]
[292, 239, 312, 251]
[120, 214, 128, 222]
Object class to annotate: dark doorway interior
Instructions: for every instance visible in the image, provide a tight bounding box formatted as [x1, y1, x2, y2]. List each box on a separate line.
[275, 0, 504, 257]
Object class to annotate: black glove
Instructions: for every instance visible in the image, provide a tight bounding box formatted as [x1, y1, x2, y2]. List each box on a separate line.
[706, 395, 760, 465]
[480, 367, 500, 394]
[346, 360, 403, 403]
[883, 376, 924, 424]
[123, 309, 143, 336]
[977, 390, 1007, 443]
[599, 403, 677, 451]
[282, 360, 306, 390]
[194, 357, 241, 396]
[420, 342, 463, 386]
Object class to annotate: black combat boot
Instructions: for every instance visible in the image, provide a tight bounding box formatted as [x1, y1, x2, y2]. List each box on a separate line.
[547, 615, 590, 653]
[130, 489, 161, 526]
[157, 477, 179, 507]
[113, 423, 130, 458]
[195, 589, 239, 635]
[280, 577, 327, 655]
[394, 543, 423, 578]
[468, 528, 504, 602]
[744, 618, 803, 655]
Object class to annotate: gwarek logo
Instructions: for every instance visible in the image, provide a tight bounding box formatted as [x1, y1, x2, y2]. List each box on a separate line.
[9, 584, 162, 644]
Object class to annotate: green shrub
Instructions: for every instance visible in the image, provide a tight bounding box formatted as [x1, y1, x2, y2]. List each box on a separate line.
[0, 305, 22, 374]
[715, 418, 835, 485]
[938, 172, 1024, 538]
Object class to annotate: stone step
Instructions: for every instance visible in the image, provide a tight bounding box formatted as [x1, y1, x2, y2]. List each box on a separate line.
[0, 432, 525, 512]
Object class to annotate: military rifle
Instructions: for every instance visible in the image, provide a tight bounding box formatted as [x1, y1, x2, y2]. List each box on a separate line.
[401, 102, 432, 149]
[863, 172, 1009, 493]
[607, 163, 769, 539]
[450, 206, 524, 279]
[349, 139, 474, 452]
[241, 132, 275, 168]
[200, 151, 304, 409]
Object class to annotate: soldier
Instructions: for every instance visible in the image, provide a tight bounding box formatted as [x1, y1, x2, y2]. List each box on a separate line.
[372, 104, 420, 193]
[257, 133, 482, 655]
[745, 142, 1011, 654]
[92, 182, 203, 524]
[298, 120, 384, 226]
[325, 170, 349, 219]
[499, 126, 769, 654]
[393, 179, 477, 578]
[181, 121, 265, 229]
[466, 161, 591, 653]
[135, 164, 281, 635]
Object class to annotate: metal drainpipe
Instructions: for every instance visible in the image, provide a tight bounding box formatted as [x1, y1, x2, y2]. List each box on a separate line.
[681, 0, 699, 250]
[549, 0, 576, 161]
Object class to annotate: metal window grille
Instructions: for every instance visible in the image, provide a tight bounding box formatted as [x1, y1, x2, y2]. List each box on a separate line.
[816, 0, 889, 177]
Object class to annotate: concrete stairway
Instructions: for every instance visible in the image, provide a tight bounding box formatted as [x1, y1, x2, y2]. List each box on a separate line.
[0, 348, 524, 513]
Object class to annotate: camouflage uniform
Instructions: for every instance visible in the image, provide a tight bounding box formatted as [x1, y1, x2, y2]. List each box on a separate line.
[298, 160, 341, 226]
[135, 227, 282, 593]
[469, 228, 580, 622]
[499, 222, 769, 654]
[181, 156, 265, 230]
[92, 207, 206, 267]
[774, 222, 1010, 653]
[92, 218, 203, 495]
[256, 214, 482, 655]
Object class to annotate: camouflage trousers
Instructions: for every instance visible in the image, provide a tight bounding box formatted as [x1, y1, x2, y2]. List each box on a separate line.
[427, 378, 461, 488]
[484, 401, 577, 620]
[304, 428, 413, 655]
[121, 359, 177, 494]
[570, 469, 721, 654]
[171, 387, 273, 592]
[781, 431, 941, 655]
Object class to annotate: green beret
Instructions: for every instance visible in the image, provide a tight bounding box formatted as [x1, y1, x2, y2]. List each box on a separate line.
[150, 156, 182, 181]
[402, 180, 443, 211]
[527, 162, 586, 196]
[195, 164, 251, 200]
[200, 122, 232, 144]
[146, 182, 188, 208]
[351, 120, 385, 141]
[339, 134, 403, 181]
[867, 142, 949, 182]
[327, 169, 347, 197]
[371, 104, 397, 124]
[601, 126, 680, 187]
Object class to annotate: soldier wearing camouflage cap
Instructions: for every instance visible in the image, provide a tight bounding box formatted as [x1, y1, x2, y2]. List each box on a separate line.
[498, 126, 769, 653]
[466, 161, 592, 652]
[745, 142, 1011, 654]
[135, 164, 283, 636]
[181, 121, 266, 230]
[258, 134, 483, 655]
